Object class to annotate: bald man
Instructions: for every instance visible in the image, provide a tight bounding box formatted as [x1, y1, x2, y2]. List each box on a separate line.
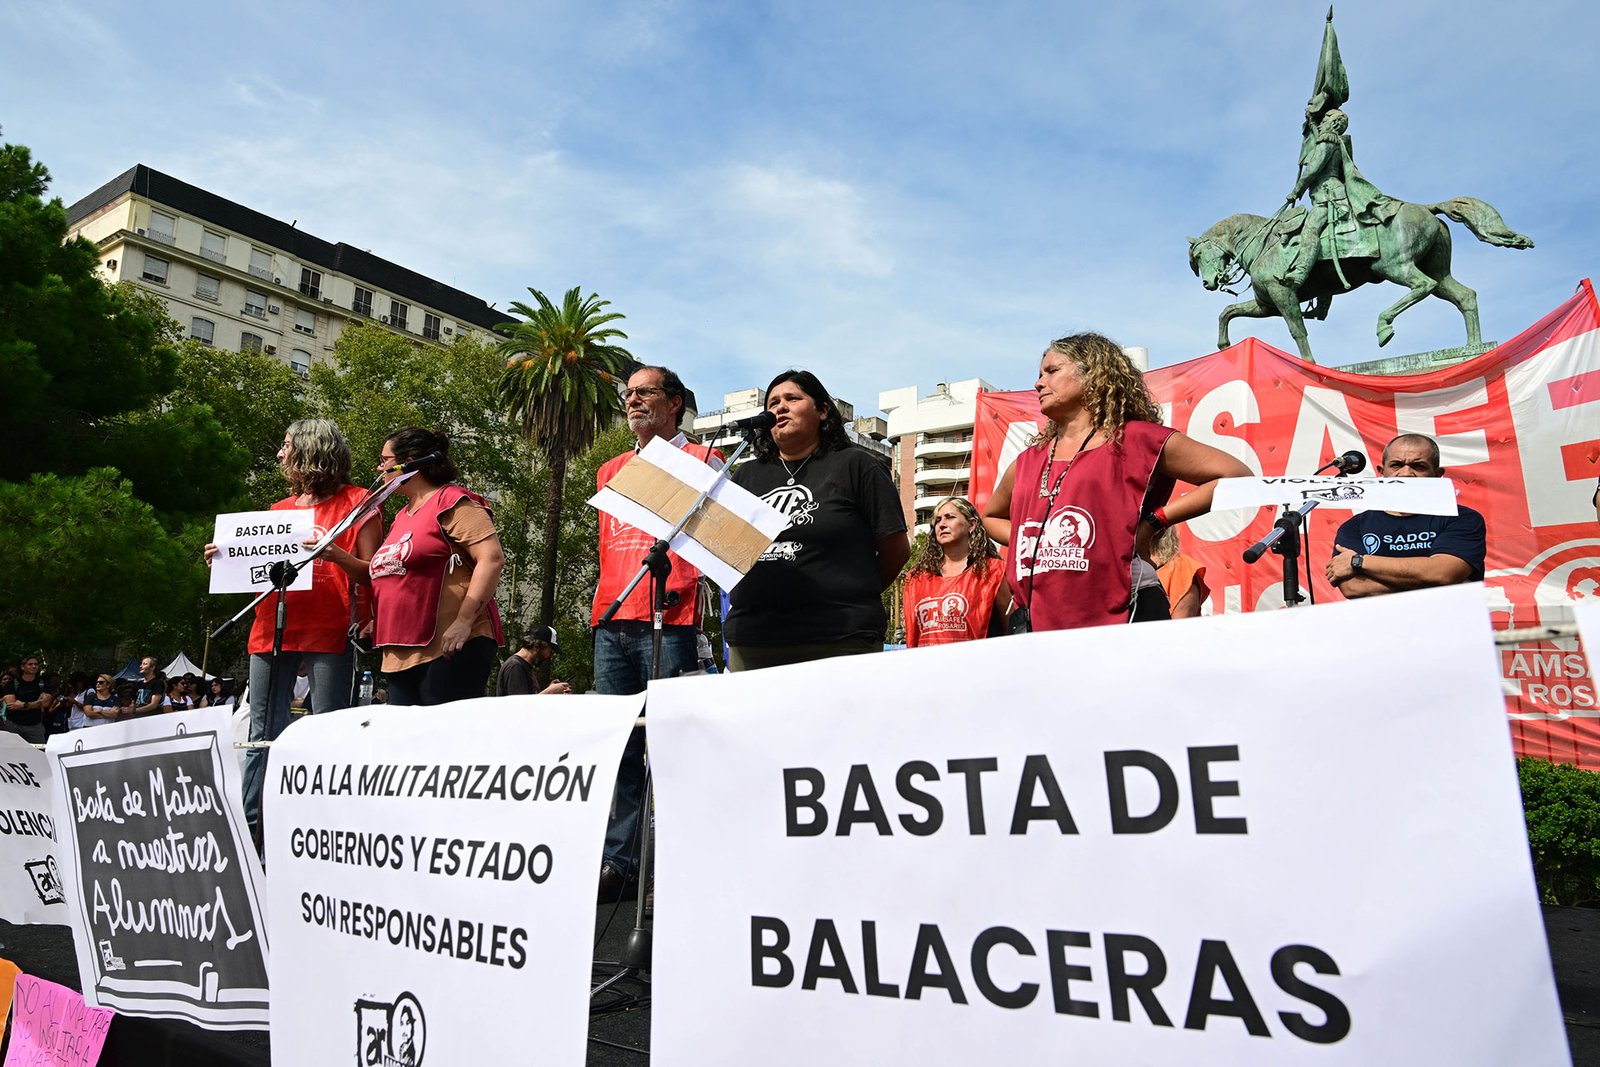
[1326, 433, 1485, 598]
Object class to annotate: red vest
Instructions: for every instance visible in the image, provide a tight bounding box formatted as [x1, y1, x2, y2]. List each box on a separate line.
[247, 485, 378, 655]
[1005, 421, 1174, 631]
[904, 563, 1003, 646]
[371, 485, 503, 648]
[591, 441, 722, 627]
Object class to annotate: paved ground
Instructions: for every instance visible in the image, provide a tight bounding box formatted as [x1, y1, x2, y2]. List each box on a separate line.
[1, 904, 1595, 1063]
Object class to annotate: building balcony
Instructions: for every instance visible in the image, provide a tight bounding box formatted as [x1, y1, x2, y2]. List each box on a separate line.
[199, 247, 225, 263]
[914, 464, 971, 486]
[142, 229, 175, 245]
[914, 439, 973, 459]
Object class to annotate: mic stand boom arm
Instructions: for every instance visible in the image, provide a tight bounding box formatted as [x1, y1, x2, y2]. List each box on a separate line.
[1242, 499, 1319, 608]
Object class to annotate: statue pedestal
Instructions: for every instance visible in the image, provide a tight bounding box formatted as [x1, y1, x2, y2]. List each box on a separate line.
[1335, 341, 1497, 376]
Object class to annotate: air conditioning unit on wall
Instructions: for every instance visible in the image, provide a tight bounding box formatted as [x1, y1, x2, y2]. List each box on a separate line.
[265, 345, 277, 354]
[381, 315, 390, 324]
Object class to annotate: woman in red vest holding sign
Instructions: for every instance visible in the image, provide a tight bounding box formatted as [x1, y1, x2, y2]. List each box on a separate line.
[903, 496, 1009, 646]
[205, 418, 383, 832]
[982, 333, 1249, 631]
[331, 428, 505, 705]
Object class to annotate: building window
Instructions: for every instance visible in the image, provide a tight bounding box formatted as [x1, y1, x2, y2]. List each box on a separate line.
[190, 317, 215, 346]
[244, 289, 268, 317]
[141, 254, 169, 284]
[389, 300, 408, 331]
[352, 286, 374, 317]
[200, 229, 226, 262]
[299, 268, 321, 299]
[195, 273, 221, 302]
[147, 209, 176, 244]
[294, 308, 316, 334]
[240, 332, 264, 354]
[423, 312, 441, 341]
[249, 247, 273, 280]
[289, 349, 312, 377]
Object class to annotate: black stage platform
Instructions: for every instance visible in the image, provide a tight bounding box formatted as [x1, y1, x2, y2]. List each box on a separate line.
[1, 904, 1594, 1063]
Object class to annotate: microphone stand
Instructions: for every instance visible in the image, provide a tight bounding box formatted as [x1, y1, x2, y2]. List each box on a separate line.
[1239, 456, 1360, 609]
[592, 426, 758, 1007]
[209, 471, 410, 830]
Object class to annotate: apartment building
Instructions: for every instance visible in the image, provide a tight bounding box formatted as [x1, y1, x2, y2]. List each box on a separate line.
[65, 165, 511, 376]
[877, 378, 1000, 534]
[690, 388, 890, 464]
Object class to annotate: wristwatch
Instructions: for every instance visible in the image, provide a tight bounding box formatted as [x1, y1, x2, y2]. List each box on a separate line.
[1350, 553, 1365, 572]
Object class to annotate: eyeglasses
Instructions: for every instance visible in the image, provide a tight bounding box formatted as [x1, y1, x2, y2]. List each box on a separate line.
[622, 386, 666, 400]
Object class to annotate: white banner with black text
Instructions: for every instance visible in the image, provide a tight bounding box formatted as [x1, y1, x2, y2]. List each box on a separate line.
[46, 706, 270, 1029]
[0, 731, 68, 925]
[647, 585, 1568, 1065]
[265, 695, 639, 1066]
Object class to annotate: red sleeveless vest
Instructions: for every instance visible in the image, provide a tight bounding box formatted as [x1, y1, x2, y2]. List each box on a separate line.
[371, 484, 504, 648]
[904, 563, 1004, 646]
[1004, 421, 1174, 631]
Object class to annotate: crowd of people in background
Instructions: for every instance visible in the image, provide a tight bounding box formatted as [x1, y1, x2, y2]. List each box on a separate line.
[0, 654, 244, 744]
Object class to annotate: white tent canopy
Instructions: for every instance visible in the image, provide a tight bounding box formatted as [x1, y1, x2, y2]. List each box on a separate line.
[163, 652, 213, 680]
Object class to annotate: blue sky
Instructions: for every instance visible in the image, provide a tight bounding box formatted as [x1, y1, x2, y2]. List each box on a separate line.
[4, 0, 1596, 414]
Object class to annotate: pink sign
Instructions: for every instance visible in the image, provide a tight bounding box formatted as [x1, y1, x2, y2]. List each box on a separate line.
[3, 974, 113, 1067]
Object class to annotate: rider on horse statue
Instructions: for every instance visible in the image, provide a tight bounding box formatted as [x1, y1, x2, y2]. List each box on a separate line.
[1283, 108, 1394, 292]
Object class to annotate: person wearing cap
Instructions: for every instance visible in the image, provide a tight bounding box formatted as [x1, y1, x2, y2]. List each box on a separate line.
[495, 625, 572, 696]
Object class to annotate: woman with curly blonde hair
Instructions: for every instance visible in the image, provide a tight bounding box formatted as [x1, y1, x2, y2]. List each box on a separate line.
[903, 496, 1010, 646]
[983, 332, 1248, 631]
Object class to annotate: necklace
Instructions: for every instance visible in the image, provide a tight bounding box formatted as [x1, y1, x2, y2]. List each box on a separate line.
[1035, 429, 1097, 509]
[779, 451, 816, 485]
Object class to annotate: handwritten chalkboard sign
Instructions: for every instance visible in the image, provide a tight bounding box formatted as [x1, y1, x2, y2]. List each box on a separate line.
[50, 713, 269, 1030]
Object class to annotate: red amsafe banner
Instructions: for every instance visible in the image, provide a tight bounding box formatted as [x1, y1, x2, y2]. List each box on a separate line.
[973, 281, 1600, 769]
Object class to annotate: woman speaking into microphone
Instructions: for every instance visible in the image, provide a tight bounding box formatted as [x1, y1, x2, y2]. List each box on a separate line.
[725, 370, 908, 670]
[983, 332, 1248, 631]
[325, 428, 505, 705]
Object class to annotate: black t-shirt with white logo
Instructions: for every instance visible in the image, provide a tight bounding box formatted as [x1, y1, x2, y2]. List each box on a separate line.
[1334, 505, 1486, 579]
[727, 446, 906, 647]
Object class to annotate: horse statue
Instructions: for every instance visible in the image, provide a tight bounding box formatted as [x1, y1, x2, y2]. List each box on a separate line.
[1189, 195, 1533, 365]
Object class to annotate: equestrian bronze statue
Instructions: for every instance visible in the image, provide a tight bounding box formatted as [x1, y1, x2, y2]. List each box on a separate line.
[1187, 10, 1533, 363]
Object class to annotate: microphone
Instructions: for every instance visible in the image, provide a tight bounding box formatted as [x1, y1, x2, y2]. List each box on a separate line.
[1316, 450, 1367, 476]
[725, 410, 777, 432]
[385, 451, 443, 474]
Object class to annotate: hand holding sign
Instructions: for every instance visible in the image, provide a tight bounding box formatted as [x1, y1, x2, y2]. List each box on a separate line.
[209, 509, 315, 594]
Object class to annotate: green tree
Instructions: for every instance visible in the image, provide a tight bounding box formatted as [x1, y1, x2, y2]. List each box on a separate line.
[165, 338, 309, 498]
[0, 132, 253, 665]
[305, 324, 545, 667]
[0, 136, 179, 484]
[496, 287, 629, 629]
[0, 470, 200, 665]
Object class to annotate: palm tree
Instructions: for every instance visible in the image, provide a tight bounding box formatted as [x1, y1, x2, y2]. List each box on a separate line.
[496, 287, 631, 628]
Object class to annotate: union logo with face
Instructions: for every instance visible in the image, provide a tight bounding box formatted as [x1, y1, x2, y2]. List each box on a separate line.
[915, 592, 970, 633]
[1017, 506, 1096, 577]
[370, 531, 413, 579]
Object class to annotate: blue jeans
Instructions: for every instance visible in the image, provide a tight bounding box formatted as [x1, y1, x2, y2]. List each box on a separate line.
[242, 647, 355, 830]
[593, 622, 697, 879]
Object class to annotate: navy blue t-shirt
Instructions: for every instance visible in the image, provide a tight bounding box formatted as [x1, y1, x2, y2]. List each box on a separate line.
[1334, 505, 1486, 579]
